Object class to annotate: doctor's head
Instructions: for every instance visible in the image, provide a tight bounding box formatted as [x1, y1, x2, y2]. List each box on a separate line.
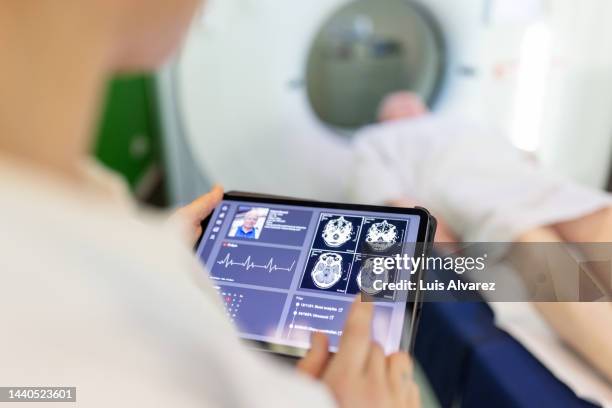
[110, 0, 203, 70]
[49, 0, 203, 71]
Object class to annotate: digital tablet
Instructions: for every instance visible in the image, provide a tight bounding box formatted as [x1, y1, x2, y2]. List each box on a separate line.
[194, 192, 436, 358]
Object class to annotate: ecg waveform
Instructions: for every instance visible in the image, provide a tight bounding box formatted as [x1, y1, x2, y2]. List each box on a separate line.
[216, 253, 296, 274]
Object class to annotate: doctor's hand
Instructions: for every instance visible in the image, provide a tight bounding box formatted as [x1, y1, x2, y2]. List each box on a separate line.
[297, 297, 420, 408]
[172, 185, 224, 245]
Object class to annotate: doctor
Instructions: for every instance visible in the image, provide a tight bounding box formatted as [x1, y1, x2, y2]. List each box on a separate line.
[0, 1, 419, 407]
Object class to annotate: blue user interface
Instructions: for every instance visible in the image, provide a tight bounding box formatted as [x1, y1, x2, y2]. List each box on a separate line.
[195, 199, 422, 353]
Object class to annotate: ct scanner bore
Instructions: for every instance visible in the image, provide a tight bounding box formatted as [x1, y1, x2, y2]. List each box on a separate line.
[306, 0, 445, 129]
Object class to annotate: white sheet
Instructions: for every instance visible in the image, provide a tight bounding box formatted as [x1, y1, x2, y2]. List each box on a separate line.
[348, 114, 612, 242]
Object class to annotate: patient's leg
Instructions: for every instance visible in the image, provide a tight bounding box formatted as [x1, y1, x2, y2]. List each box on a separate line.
[518, 227, 612, 384]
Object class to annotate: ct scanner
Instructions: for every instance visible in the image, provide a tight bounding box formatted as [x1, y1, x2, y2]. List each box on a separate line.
[158, 0, 489, 204]
[158, 0, 612, 206]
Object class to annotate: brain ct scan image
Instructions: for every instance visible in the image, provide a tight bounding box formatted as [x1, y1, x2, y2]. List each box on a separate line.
[356, 257, 387, 295]
[311, 252, 344, 289]
[347, 255, 399, 300]
[322, 216, 354, 247]
[366, 220, 399, 251]
[301, 250, 352, 293]
[358, 218, 408, 255]
[313, 214, 362, 253]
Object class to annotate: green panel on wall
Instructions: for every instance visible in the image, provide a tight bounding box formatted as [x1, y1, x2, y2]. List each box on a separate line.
[94, 74, 162, 195]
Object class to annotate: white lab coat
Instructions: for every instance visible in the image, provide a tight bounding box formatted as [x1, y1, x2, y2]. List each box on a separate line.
[348, 115, 612, 242]
[0, 158, 334, 407]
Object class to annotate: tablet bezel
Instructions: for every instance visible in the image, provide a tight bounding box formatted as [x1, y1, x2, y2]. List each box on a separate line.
[195, 192, 435, 358]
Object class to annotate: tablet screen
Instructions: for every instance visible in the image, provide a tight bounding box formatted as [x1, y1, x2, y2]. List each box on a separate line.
[195, 196, 426, 355]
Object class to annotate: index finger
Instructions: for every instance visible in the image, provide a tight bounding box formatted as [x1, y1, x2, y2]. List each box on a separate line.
[329, 296, 374, 373]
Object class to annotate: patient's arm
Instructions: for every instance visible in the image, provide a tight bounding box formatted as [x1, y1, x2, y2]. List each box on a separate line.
[517, 226, 612, 384]
[554, 206, 612, 243]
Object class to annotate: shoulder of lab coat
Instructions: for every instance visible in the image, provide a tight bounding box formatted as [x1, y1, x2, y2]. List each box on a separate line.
[0, 157, 335, 407]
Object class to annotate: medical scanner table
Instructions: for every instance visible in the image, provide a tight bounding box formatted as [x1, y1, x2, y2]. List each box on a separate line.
[414, 269, 600, 408]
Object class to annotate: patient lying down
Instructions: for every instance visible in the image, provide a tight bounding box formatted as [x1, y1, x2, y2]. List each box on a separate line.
[348, 91, 612, 384]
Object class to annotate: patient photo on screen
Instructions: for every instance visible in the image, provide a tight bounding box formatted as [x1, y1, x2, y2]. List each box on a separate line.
[227, 207, 269, 240]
